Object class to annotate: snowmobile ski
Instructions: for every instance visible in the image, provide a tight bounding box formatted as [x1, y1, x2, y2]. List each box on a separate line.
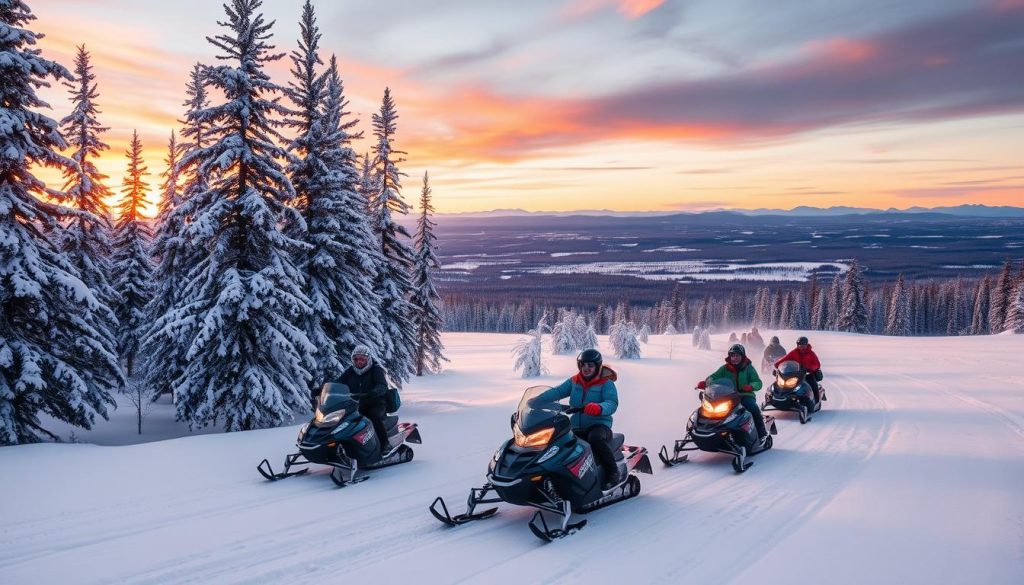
[257, 453, 310, 481]
[429, 492, 500, 527]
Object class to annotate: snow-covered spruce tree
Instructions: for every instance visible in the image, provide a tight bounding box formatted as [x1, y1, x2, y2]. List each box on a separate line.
[0, 1, 121, 444]
[970, 276, 991, 335]
[989, 260, 1013, 333]
[572, 314, 590, 350]
[141, 66, 211, 400]
[664, 323, 678, 335]
[550, 310, 577, 354]
[698, 328, 712, 351]
[638, 322, 651, 343]
[512, 324, 546, 378]
[57, 44, 119, 336]
[838, 260, 869, 334]
[284, 5, 384, 391]
[610, 320, 641, 359]
[154, 0, 316, 431]
[1006, 278, 1024, 334]
[111, 131, 154, 377]
[358, 152, 376, 214]
[885, 273, 911, 336]
[691, 325, 701, 347]
[370, 88, 417, 383]
[581, 324, 599, 350]
[946, 277, 968, 335]
[411, 171, 446, 375]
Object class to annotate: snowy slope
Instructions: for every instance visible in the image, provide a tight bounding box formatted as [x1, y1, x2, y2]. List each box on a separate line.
[1, 332, 1023, 585]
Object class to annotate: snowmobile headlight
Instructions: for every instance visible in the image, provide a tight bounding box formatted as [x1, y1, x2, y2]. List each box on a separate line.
[314, 409, 346, 427]
[784, 376, 800, 389]
[701, 399, 734, 418]
[297, 423, 309, 442]
[514, 425, 554, 449]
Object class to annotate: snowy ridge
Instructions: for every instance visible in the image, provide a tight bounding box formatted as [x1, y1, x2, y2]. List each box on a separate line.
[1, 331, 1023, 584]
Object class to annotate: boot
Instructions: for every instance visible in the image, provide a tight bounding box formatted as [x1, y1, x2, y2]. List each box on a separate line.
[602, 467, 622, 490]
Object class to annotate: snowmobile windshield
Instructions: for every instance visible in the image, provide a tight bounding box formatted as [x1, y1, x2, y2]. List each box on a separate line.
[704, 379, 740, 401]
[517, 385, 564, 431]
[776, 360, 803, 377]
[318, 382, 355, 414]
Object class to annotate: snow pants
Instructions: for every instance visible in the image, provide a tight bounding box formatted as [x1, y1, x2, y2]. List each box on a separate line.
[574, 425, 617, 480]
[739, 395, 768, 439]
[359, 400, 389, 456]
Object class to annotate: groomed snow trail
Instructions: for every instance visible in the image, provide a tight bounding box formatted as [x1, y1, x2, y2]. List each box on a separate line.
[1, 332, 1022, 585]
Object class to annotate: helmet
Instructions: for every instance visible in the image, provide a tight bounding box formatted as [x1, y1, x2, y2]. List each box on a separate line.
[352, 344, 372, 360]
[576, 348, 603, 371]
[770, 336, 780, 344]
[727, 343, 746, 357]
[796, 336, 809, 346]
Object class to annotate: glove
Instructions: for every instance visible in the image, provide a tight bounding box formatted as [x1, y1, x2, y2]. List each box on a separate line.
[814, 370, 824, 381]
[742, 384, 753, 392]
[583, 403, 602, 416]
[696, 380, 707, 389]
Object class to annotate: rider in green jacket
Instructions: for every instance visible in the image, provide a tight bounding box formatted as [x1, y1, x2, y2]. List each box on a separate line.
[705, 344, 767, 443]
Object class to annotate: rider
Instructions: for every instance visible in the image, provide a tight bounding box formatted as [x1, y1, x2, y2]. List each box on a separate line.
[702, 344, 767, 445]
[761, 335, 787, 374]
[534, 349, 621, 490]
[775, 336, 822, 402]
[339, 345, 391, 459]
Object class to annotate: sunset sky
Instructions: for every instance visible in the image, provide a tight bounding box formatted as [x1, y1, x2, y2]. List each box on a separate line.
[30, 0, 1024, 214]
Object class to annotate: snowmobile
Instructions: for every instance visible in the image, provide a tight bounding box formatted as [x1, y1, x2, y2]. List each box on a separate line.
[659, 378, 778, 473]
[429, 385, 653, 542]
[762, 360, 827, 424]
[257, 382, 421, 487]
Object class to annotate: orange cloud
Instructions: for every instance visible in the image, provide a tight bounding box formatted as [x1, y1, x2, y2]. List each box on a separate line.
[805, 38, 879, 63]
[561, 0, 665, 21]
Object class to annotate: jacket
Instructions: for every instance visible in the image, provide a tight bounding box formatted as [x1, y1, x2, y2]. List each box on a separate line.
[708, 357, 762, 396]
[339, 363, 389, 406]
[775, 344, 821, 372]
[535, 366, 619, 429]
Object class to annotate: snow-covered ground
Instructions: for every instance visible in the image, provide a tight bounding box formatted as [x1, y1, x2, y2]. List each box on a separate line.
[2, 331, 1023, 584]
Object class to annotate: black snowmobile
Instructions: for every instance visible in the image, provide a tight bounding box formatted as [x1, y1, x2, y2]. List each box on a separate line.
[429, 386, 653, 542]
[762, 360, 827, 424]
[659, 379, 778, 473]
[257, 382, 421, 487]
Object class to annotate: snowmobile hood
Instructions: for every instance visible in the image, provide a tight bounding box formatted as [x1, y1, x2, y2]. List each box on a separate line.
[573, 365, 617, 389]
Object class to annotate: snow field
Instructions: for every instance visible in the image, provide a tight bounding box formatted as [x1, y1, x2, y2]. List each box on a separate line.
[1, 331, 1023, 584]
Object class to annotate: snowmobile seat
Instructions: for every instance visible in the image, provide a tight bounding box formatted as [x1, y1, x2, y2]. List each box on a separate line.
[384, 415, 399, 432]
[611, 433, 625, 450]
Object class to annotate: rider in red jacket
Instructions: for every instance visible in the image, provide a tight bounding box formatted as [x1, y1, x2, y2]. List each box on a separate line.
[775, 336, 822, 401]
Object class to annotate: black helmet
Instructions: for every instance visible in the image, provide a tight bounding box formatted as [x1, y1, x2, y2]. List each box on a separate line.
[727, 343, 746, 357]
[577, 348, 603, 371]
[770, 336, 780, 344]
[796, 336, 809, 346]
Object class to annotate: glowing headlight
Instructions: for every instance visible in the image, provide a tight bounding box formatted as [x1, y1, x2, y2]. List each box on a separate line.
[701, 399, 734, 418]
[784, 377, 800, 389]
[314, 408, 346, 427]
[297, 423, 309, 442]
[514, 425, 554, 448]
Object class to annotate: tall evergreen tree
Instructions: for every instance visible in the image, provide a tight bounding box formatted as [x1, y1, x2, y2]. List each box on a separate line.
[284, 6, 383, 393]
[151, 0, 316, 431]
[0, 1, 121, 444]
[370, 88, 417, 383]
[110, 131, 154, 377]
[141, 66, 211, 400]
[885, 273, 911, 336]
[57, 44, 119, 338]
[970, 276, 991, 335]
[838, 260, 868, 334]
[411, 172, 445, 375]
[989, 260, 1013, 333]
[1006, 277, 1024, 334]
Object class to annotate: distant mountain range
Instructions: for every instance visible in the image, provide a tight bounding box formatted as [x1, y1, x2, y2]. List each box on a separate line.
[434, 204, 1024, 219]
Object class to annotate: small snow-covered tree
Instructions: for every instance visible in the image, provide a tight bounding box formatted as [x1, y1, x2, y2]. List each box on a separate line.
[550, 310, 577, 354]
[885, 273, 911, 336]
[110, 130, 154, 377]
[580, 325, 599, 350]
[838, 260, 868, 334]
[152, 0, 316, 431]
[698, 328, 712, 351]
[691, 325, 701, 347]
[638, 322, 651, 343]
[572, 314, 590, 350]
[370, 88, 417, 383]
[610, 321, 641, 359]
[1, 2, 121, 444]
[512, 325, 546, 378]
[411, 171, 446, 375]
[664, 323, 678, 335]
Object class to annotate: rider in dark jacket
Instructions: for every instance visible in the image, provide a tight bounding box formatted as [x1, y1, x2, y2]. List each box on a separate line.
[339, 345, 391, 458]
